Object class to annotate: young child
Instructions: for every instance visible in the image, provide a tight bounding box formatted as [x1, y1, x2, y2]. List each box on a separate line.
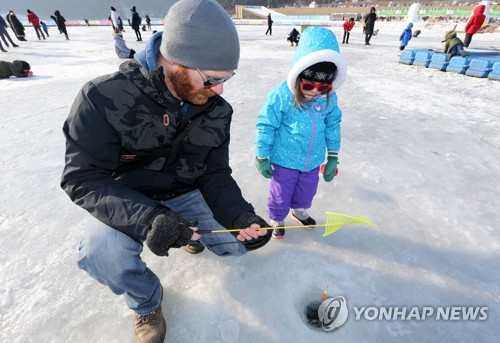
[399, 22, 413, 51]
[443, 30, 466, 60]
[255, 26, 347, 239]
[40, 21, 49, 37]
[342, 18, 355, 44]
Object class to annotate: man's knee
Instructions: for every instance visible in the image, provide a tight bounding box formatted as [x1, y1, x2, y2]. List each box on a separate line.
[77, 222, 142, 275]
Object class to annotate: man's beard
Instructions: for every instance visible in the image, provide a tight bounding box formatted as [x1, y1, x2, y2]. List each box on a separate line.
[168, 67, 216, 105]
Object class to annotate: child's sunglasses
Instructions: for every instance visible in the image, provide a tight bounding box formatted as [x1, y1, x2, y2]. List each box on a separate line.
[197, 68, 235, 88]
[300, 81, 332, 93]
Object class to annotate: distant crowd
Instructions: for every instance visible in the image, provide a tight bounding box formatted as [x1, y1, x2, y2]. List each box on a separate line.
[1, 5, 156, 79]
[1, 3, 494, 76]
[1, 6, 154, 55]
[1, 9, 69, 53]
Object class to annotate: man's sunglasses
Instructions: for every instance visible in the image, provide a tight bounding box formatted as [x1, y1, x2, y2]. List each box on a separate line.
[300, 81, 332, 93]
[197, 69, 235, 88]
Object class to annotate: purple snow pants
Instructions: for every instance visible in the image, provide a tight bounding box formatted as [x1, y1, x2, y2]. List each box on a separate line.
[268, 164, 320, 221]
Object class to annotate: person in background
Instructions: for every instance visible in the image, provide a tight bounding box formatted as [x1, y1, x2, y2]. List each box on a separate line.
[145, 15, 151, 30]
[265, 13, 273, 36]
[443, 29, 466, 60]
[110, 6, 123, 31]
[364, 7, 377, 45]
[287, 28, 300, 46]
[50, 15, 62, 34]
[40, 21, 49, 37]
[0, 60, 32, 78]
[464, 4, 486, 48]
[131, 6, 142, 41]
[60, 1, 272, 342]
[255, 26, 347, 239]
[6, 11, 27, 41]
[342, 17, 355, 44]
[399, 22, 413, 51]
[54, 10, 69, 40]
[113, 28, 135, 59]
[0, 15, 19, 47]
[27, 10, 46, 40]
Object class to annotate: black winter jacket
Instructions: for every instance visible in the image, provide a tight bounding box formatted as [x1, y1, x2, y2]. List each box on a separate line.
[364, 13, 377, 34]
[61, 60, 253, 241]
[131, 12, 141, 30]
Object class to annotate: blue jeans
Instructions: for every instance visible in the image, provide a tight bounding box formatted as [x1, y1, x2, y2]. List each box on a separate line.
[77, 190, 247, 315]
[450, 43, 464, 57]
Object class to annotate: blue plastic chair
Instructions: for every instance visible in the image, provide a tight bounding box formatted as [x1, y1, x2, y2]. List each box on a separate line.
[413, 51, 433, 67]
[487, 62, 500, 81]
[429, 53, 449, 71]
[466, 59, 494, 78]
[446, 56, 470, 74]
[399, 50, 416, 65]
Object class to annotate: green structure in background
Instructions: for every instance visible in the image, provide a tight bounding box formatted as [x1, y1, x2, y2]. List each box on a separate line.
[378, 7, 499, 18]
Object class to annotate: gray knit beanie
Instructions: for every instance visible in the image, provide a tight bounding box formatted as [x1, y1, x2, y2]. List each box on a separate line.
[160, 0, 240, 70]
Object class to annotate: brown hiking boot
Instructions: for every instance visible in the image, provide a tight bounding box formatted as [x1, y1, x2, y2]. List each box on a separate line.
[183, 242, 205, 254]
[134, 290, 166, 343]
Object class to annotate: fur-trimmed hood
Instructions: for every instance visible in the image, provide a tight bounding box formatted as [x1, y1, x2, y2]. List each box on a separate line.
[287, 26, 347, 93]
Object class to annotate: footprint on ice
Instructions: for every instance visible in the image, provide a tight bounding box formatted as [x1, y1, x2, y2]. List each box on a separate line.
[219, 320, 240, 342]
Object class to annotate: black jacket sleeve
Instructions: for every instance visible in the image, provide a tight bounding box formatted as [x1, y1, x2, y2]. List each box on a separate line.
[60, 83, 158, 241]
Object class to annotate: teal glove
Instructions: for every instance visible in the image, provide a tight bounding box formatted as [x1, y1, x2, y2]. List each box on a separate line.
[255, 157, 273, 178]
[323, 153, 339, 182]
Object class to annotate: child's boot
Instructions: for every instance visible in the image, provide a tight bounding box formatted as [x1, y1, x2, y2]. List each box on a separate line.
[290, 208, 316, 227]
[270, 220, 285, 239]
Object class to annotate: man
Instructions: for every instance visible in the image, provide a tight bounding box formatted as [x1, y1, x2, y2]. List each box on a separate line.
[26, 9, 45, 40]
[60, 0, 272, 342]
[265, 13, 273, 35]
[54, 10, 69, 40]
[131, 6, 142, 41]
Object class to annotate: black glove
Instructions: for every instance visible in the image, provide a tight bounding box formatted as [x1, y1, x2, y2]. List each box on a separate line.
[146, 208, 195, 256]
[232, 212, 273, 251]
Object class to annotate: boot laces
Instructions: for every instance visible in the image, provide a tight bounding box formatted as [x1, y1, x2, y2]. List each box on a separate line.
[137, 314, 151, 324]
